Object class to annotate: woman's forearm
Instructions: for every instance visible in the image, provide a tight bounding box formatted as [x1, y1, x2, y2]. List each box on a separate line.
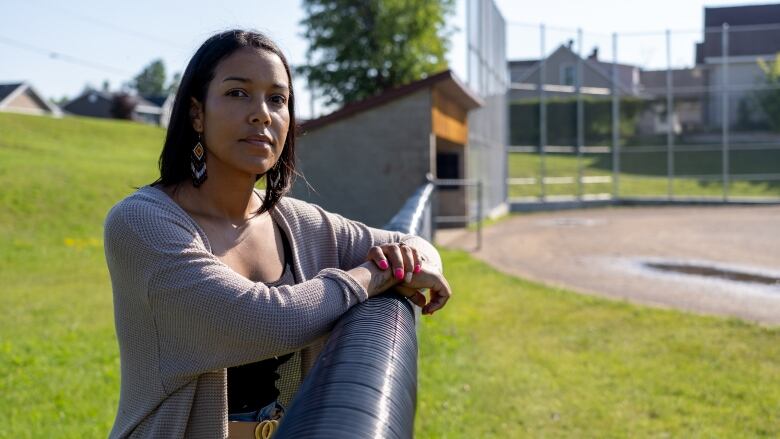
[347, 261, 398, 298]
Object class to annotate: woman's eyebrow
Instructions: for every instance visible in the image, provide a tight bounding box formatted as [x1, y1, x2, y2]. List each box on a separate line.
[221, 77, 288, 91]
[222, 76, 250, 83]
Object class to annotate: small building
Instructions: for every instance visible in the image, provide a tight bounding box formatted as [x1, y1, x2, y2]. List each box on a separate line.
[142, 94, 175, 128]
[133, 95, 165, 126]
[63, 90, 172, 126]
[695, 3, 780, 127]
[508, 44, 641, 101]
[292, 70, 483, 228]
[62, 90, 113, 119]
[0, 82, 61, 117]
[638, 67, 706, 134]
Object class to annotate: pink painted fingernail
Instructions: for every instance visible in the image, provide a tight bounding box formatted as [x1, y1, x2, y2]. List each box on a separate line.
[378, 260, 389, 270]
[413, 264, 421, 273]
[394, 268, 404, 280]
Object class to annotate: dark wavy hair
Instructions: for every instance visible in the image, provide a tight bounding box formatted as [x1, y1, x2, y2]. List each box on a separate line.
[152, 29, 296, 214]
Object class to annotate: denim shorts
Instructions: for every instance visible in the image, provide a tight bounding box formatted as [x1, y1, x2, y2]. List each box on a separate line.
[228, 400, 286, 422]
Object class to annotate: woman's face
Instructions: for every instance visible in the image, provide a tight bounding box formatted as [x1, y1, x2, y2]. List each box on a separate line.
[190, 47, 290, 179]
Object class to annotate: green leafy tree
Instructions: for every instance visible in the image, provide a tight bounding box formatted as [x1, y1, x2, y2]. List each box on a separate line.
[299, 0, 455, 107]
[110, 93, 138, 120]
[133, 59, 167, 96]
[167, 72, 182, 94]
[757, 54, 780, 131]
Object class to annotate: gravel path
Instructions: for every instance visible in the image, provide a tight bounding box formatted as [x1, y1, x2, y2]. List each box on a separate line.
[436, 205, 780, 326]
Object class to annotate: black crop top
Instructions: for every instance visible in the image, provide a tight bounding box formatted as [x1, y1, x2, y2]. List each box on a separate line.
[227, 223, 297, 414]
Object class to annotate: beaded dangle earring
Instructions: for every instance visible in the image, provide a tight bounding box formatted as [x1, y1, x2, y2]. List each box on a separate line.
[190, 133, 207, 187]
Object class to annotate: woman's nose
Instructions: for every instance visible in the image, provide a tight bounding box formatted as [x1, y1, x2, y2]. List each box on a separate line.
[250, 101, 272, 126]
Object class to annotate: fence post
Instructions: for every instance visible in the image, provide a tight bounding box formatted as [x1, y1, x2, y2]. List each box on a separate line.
[721, 23, 730, 201]
[666, 29, 675, 200]
[539, 23, 547, 201]
[476, 180, 483, 251]
[576, 28, 584, 200]
[612, 32, 620, 199]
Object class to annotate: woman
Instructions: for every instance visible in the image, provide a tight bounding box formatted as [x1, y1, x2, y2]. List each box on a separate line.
[103, 29, 451, 438]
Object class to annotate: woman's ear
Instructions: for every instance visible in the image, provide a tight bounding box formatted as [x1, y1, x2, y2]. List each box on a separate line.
[190, 97, 204, 133]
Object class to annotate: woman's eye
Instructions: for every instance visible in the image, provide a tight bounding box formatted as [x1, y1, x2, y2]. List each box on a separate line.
[270, 95, 287, 105]
[226, 89, 248, 97]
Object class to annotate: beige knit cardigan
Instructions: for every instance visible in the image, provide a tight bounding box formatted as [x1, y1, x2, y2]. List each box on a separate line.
[103, 186, 439, 438]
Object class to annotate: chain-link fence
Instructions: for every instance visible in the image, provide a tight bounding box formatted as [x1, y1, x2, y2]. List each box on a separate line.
[507, 21, 780, 203]
[463, 0, 508, 218]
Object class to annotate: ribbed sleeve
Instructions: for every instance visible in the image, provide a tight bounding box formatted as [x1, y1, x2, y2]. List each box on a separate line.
[297, 200, 442, 275]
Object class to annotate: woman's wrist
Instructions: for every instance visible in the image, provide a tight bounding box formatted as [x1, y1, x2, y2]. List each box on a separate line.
[347, 261, 396, 298]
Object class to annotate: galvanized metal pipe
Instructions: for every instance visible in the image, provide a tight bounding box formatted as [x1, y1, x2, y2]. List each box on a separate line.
[666, 29, 675, 200]
[721, 23, 730, 201]
[539, 23, 547, 201]
[576, 28, 584, 200]
[612, 32, 620, 198]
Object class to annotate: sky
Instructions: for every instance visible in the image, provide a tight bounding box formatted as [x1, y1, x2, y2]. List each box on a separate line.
[0, 0, 770, 119]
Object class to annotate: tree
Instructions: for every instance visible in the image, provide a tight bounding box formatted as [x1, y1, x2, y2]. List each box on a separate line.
[133, 59, 167, 96]
[167, 72, 182, 94]
[299, 0, 455, 107]
[757, 54, 780, 131]
[110, 93, 138, 120]
[50, 95, 69, 107]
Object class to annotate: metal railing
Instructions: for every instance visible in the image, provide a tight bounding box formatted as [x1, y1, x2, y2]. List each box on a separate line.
[275, 181, 434, 439]
[432, 178, 484, 250]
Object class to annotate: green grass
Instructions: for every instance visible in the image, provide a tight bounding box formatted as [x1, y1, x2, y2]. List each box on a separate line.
[508, 152, 780, 199]
[416, 250, 780, 438]
[1, 112, 778, 437]
[0, 113, 164, 437]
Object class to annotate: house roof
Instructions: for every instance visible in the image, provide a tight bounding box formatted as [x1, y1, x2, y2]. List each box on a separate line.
[64, 90, 113, 107]
[639, 68, 705, 95]
[508, 45, 638, 95]
[0, 82, 24, 103]
[143, 95, 170, 107]
[0, 81, 60, 115]
[509, 49, 637, 74]
[301, 70, 483, 132]
[697, 3, 780, 62]
[508, 59, 538, 68]
[704, 3, 780, 27]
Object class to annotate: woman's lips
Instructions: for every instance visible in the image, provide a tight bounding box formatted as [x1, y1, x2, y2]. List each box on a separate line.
[242, 138, 272, 147]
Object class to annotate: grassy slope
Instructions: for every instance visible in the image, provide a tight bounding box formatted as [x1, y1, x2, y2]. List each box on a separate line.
[0, 113, 163, 437]
[1, 113, 778, 437]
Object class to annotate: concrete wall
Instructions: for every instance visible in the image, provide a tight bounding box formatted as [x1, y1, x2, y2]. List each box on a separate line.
[292, 90, 433, 228]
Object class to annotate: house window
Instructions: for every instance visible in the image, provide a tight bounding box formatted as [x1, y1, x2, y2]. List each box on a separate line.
[560, 65, 576, 86]
[436, 152, 460, 190]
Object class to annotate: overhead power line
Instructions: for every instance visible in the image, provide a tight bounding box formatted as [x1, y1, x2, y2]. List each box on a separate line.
[0, 35, 132, 76]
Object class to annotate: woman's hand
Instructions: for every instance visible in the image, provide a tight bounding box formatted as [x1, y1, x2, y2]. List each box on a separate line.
[366, 242, 422, 284]
[393, 265, 452, 315]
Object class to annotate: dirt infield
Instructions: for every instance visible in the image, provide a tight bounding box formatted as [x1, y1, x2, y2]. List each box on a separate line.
[436, 205, 780, 325]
